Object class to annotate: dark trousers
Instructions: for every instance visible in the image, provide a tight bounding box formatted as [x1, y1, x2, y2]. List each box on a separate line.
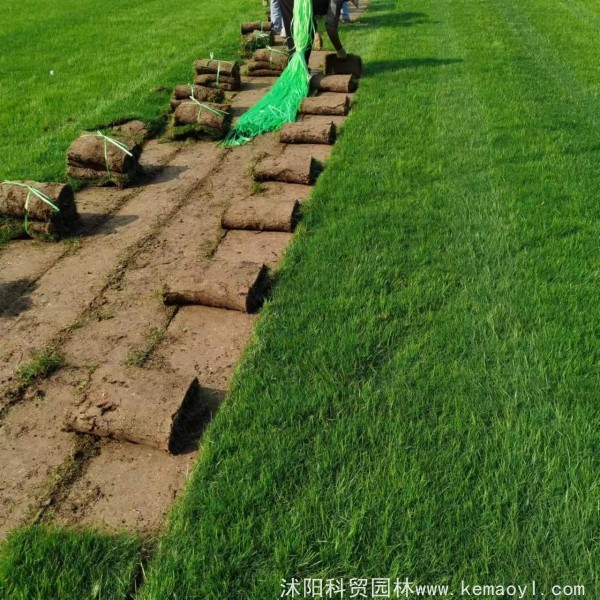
[279, 0, 319, 63]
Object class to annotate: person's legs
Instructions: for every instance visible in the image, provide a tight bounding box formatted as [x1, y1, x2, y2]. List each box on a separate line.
[279, 0, 294, 52]
[270, 0, 284, 35]
[279, 0, 316, 61]
[341, 1, 350, 22]
[304, 16, 317, 65]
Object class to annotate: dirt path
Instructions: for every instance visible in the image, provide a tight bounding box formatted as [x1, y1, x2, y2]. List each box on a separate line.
[0, 3, 366, 537]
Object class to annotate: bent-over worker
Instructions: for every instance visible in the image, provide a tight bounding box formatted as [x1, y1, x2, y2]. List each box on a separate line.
[278, 0, 354, 63]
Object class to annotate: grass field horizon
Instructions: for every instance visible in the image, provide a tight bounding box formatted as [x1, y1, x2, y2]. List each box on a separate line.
[0, 0, 257, 183]
[1, 0, 599, 598]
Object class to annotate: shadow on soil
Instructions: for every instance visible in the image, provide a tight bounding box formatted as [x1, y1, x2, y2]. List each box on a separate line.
[366, 57, 463, 75]
[171, 387, 226, 455]
[76, 213, 139, 237]
[139, 164, 188, 185]
[0, 277, 37, 317]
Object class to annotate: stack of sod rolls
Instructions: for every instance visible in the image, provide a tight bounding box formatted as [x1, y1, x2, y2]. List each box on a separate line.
[67, 132, 142, 187]
[241, 29, 274, 56]
[170, 84, 225, 111]
[0, 181, 78, 240]
[246, 47, 289, 77]
[172, 101, 232, 140]
[240, 21, 272, 35]
[194, 59, 241, 92]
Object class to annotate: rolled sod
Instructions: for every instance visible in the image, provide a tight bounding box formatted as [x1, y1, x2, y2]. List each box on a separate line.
[241, 30, 274, 54]
[253, 153, 317, 185]
[248, 59, 285, 72]
[65, 366, 207, 454]
[163, 261, 269, 313]
[172, 102, 231, 138]
[194, 74, 241, 92]
[246, 66, 285, 77]
[280, 121, 336, 145]
[252, 70, 282, 77]
[0, 180, 78, 240]
[240, 21, 272, 35]
[221, 198, 300, 232]
[110, 119, 149, 141]
[299, 93, 351, 116]
[310, 74, 358, 93]
[247, 70, 279, 77]
[325, 53, 363, 78]
[192, 59, 241, 90]
[253, 48, 289, 69]
[248, 61, 285, 72]
[170, 85, 225, 111]
[67, 135, 141, 186]
[0, 181, 77, 224]
[0, 217, 68, 240]
[194, 59, 240, 78]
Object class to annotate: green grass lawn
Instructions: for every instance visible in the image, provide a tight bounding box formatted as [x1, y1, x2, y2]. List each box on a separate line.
[0, 526, 142, 600]
[139, 0, 599, 596]
[0, 0, 258, 183]
[2, 0, 599, 598]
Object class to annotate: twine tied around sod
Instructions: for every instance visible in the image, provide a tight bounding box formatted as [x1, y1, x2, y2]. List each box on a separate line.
[252, 29, 270, 51]
[81, 130, 134, 181]
[2, 181, 60, 235]
[207, 53, 222, 87]
[265, 45, 288, 70]
[188, 96, 228, 124]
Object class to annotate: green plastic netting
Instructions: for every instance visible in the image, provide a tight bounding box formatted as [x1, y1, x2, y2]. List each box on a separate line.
[224, 0, 314, 146]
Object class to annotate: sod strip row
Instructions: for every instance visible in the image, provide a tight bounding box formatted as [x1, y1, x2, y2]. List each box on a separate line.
[138, 0, 598, 597]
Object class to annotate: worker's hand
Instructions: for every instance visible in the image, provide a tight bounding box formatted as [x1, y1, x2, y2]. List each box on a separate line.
[337, 47, 348, 60]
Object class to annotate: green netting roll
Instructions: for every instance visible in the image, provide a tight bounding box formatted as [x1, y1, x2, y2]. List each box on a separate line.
[224, 0, 314, 146]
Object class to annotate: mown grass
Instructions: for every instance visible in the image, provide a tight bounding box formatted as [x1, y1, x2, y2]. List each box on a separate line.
[0, 525, 142, 600]
[0, 0, 259, 183]
[138, 0, 599, 597]
[2, 0, 600, 597]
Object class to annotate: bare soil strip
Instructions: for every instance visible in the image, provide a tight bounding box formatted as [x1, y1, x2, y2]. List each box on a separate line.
[0, 141, 218, 407]
[0, 43, 355, 536]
